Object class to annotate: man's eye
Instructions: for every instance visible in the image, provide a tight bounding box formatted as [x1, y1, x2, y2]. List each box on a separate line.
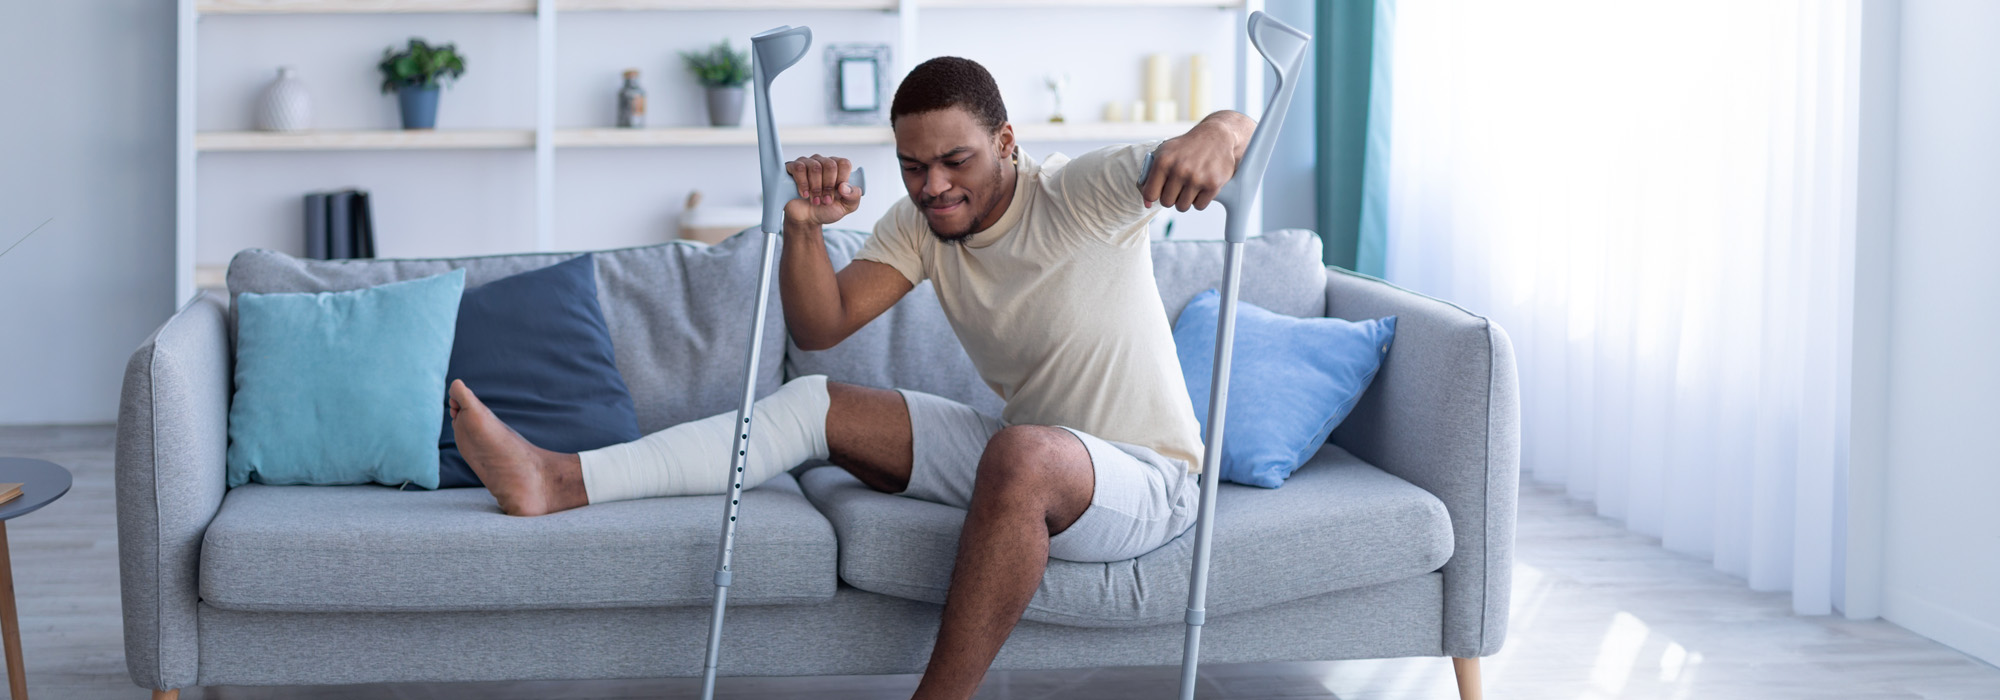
[903, 166, 922, 174]
[946, 160, 967, 167]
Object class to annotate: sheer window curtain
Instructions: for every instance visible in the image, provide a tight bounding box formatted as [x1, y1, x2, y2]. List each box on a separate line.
[1373, 0, 1858, 614]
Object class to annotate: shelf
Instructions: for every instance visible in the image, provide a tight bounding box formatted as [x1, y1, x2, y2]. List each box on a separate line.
[555, 122, 1194, 148]
[1013, 121, 1196, 142]
[197, 0, 537, 14]
[197, 129, 536, 151]
[558, 0, 896, 10]
[556, 126, 887, 147]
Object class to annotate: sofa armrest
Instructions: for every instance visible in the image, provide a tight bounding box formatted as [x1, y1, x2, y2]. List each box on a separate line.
[1323, 268, 1520, 658]
[116, 291, 232, 690]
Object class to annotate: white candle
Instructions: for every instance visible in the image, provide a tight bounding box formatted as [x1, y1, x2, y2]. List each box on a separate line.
[1144, 53, 1171, 106]
[1187, 54, 1210, 121]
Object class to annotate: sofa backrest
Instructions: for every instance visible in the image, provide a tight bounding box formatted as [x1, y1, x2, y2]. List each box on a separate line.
[227, 233, 787, 434]
[227, 227, 1327, 431]
[788, 228, 1328, 412]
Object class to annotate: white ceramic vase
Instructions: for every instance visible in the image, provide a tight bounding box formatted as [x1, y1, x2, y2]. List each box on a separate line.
[255, 67, 311, 132]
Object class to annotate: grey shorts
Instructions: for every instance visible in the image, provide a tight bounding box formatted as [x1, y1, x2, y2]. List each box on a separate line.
[896, 389, 1200, 563]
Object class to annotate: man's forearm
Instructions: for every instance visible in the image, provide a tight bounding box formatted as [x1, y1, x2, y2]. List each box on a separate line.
[778, 219, 846, 351]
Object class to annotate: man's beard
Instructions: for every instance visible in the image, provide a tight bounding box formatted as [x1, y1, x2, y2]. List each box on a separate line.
[924, 197, 980, 244]
[924, 158, 1006, 244]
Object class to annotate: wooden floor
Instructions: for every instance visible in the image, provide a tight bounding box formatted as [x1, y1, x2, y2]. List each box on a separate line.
[5, 424, 1998, 700]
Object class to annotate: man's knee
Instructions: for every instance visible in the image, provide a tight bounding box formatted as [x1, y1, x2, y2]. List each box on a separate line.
[977, 426, 1088, 490]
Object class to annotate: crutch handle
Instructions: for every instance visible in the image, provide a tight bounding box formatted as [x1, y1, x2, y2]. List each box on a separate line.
[753, 25, 865, 234]
[1138, 12, 1311, 243]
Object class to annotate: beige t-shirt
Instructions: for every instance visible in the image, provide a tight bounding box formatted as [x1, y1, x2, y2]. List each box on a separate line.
[855, 144, 1206, 473]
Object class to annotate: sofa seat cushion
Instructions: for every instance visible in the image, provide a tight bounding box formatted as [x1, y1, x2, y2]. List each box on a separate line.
[798, 444, 1452, 628]
[200, 473, 834, 613]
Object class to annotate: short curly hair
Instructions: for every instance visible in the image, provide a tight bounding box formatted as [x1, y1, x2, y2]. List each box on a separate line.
[891, 57, 1008, 133]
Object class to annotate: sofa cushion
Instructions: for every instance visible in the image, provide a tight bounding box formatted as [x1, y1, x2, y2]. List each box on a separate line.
[200, 473, 834, 612]
[785, 228, 1331, 415]
[1175, 289, 1398, 488]
[797, 444, 1452, 628]
[227, 270, 465, 490]
[227, 232, 787, 435]
[1150, 228, 1328, 321]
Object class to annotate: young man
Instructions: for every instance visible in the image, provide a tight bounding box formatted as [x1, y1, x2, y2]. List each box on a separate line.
[448, 56, 1255, 700]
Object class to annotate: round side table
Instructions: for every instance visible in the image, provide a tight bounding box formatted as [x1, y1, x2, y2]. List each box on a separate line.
[0, 459, 72, 700]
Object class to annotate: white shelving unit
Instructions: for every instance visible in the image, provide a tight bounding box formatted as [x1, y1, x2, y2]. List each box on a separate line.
[175, 0, 1262, 302]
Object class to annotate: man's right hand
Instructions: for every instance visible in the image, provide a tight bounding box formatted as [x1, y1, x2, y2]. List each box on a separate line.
[784, 154, 863, 227]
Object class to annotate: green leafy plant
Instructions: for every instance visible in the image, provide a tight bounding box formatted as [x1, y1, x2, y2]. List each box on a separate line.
[378, 38, 466, 93]
[681, 39, 752, 88]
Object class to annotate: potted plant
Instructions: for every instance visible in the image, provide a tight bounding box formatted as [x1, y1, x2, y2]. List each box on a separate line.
[681, 39, 752, 127]
[378, 38, 466, 130]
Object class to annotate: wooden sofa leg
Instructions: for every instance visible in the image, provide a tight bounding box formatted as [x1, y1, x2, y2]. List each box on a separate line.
[151, 690, 179, 700]
[1452, 657, 1482, 700]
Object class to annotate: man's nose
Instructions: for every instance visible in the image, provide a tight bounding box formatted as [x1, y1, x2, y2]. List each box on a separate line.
[923, 168, 952, 199]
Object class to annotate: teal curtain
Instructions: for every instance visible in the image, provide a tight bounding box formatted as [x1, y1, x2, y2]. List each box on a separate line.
[1314, 0, 1390, 277]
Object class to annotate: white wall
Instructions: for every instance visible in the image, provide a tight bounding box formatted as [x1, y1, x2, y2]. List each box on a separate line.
[1876, 0, 2000, 668]
[0, 2, 179, 425]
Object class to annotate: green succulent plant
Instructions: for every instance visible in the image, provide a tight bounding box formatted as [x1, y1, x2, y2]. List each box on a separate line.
[681, 39, 752, 88]
[378, 38, 466, 93]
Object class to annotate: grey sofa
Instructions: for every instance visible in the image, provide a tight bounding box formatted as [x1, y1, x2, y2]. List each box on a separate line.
[115, 227, 1518, 698]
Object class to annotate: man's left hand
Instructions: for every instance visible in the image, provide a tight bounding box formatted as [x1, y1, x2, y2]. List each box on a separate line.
[1141, 110, 1256, 212]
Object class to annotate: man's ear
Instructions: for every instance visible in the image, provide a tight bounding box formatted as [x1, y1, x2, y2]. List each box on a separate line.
[994, 122, 1017, 160]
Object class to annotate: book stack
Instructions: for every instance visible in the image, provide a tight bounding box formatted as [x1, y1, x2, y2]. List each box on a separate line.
[303, 189, 377, 260]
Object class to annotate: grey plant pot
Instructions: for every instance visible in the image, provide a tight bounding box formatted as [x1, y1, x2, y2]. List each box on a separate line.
[706, 86, 745, 127]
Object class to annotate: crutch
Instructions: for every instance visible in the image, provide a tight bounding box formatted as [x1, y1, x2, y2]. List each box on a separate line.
[1169, 11, 1312, 700]
[698, 24, 865, 700]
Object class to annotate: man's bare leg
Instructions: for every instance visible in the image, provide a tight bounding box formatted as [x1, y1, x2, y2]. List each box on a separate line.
[823, 382, 915, 493]
[913, 426, 1094, 700]
[450, 379, 917, 516]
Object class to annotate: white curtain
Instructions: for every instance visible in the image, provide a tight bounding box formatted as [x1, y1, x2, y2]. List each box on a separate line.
[1375, 0, 1858, 614]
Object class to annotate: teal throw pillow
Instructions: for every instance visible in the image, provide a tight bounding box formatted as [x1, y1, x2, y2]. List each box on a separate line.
[1174, 289, 1396, 488]
[227, 269, 466, 489]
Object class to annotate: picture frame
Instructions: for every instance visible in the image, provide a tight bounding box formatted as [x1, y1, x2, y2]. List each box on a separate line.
[825, 43, 891, 126]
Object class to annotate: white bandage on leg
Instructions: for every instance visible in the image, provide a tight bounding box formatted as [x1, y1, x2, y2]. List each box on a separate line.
[579, 374, 832, 504]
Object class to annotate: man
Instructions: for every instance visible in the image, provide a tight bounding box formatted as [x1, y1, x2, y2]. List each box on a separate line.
[448, 56, 1254, 700]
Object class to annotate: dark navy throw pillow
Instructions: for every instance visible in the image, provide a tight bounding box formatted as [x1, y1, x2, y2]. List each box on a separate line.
[437, 254, 641, 488]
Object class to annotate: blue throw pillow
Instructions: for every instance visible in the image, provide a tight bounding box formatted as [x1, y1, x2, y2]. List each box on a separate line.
[1173, 289, 1396, 488]
[227, 269, 466, 489]
[437, 255, 641, 488]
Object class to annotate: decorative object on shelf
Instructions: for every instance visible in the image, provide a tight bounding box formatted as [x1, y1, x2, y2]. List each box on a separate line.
[1131, 99, 1148, 126]
[678, 190, 759, 245]
[682, 39, 751, 127]
[1144, 52, 1172, 121]
[378, 38, 466, 130]
[255, 67, 311, 132]
[617, 69, 646, 128]
[1103, 101, 1126, 123]
[303, 188, 375, 260]
[1044, 72, 1070, 123]
[1187, 53, 1211, 121]
[824, 43, 890, 126]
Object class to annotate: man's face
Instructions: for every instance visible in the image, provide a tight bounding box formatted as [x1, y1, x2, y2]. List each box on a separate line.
[894, 107, 1015, 242]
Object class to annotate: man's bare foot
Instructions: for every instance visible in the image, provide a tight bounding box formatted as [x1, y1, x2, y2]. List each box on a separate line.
[448, 379, 589, 516]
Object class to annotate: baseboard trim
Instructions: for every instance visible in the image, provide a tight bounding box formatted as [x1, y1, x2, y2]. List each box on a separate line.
[1882, 589, 2000, 668]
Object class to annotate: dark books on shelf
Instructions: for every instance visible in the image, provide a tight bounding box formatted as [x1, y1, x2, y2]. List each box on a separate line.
[302, 189, 376, 260]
